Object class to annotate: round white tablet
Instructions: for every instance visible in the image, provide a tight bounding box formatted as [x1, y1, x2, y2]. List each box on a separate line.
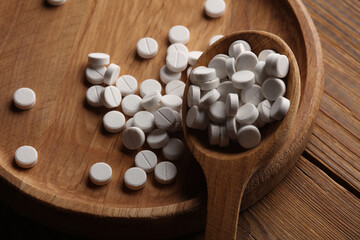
[116, 75, 138, 96]
[122, 127, 146, 150]
[209, 101, 227, 123]
[229, 40, 252, 56]
[89, 162, 112, 186]
[124, 167, 147, 190]
[226, 93, 239, 116]
[208, 55, 228, 79]
[121, 94, 142, 116]
[198, 89, 220, 109]
[236, 51, 258, 71]
[47, 0, 67, 6]
[133, 111, 155, 133]
[167, 43, 189, 57]
[237, 125, 261, 149]
[15, 146, 37, 168]
[86, 85, 104, 107]
[154, 161, 177, 184]
[257, 99, 273, 123]
[225, 57, 237, 79]
[154, 107, 177, 130]
[165, 80, 185, 98]
[188, 51, 203, 66]
[103, 110, 125, 133]
[262, 78, 286, 101]
[258, 49, 276, 62]
[216, 81, 238, 102]
[162, 138, 185, 161]
[209, 34, 224, 46]
[160, 65, 182, 84]
[140, 79, 162, 97]
[101, 86, 122, 108]
[226, 117, 238, 140]
[254, 61, 268, 85]
[232, 70, 255, 89]
[125, 117, 134, 129]
[266, 54, 289, 78]
[136, 37, 158, 59]
[88, 53, 110, 67]
[141, 91, 162, 110]
[166, 51, 188, 72]
[236, 103, 259, 125]
[208, 123, 221, 145]
[186, 105, 209, 130]
[187, 85, 201, 107]
[135, 150, 158, 173]
[13, 88, 36, 110]
[86, 66, 106, 85]
[204, 0, 226, 18]
[161, 94, 182, 111]
[199, 77, 220, 91]
[168, 25, 190, 44]
[103, 63, 120, 86]
[194, 67, 217, 83]
[270, 96, 290, 120]
[189, 66, 206, 85]
[241, 84, 264, 106]
[147, 129, 170, 149]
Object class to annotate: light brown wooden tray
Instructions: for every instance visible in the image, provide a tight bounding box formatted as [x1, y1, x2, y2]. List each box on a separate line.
[0, 0, 323, 239]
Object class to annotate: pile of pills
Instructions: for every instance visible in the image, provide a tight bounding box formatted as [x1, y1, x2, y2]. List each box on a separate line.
[186, 41, 290, 149]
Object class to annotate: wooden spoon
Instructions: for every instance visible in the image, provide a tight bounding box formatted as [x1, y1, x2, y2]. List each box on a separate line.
[182, 30, 301, 239]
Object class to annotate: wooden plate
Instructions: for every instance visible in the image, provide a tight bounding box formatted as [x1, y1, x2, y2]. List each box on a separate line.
[0, 0, 323, 239]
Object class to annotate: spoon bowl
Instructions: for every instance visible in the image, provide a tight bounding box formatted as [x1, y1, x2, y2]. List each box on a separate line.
[182, 30, 301, 239]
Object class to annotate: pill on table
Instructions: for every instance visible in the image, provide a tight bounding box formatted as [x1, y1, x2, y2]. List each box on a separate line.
[160, 65, 182, 84]
[165, 80, 185, 98]
[226, 93, 239, 116]
[254, 61, 268, 85]
[88, 53, 109, 67]
[198, 88, 220, 109]
[136, 37, 158, 59]
[187, 85, 201, 107]
[116, 75, 138, 96]
[135, 150, 158, 173]
[225, 57, 237, 79]
[154, 161, 177, 184]
[124, 167, 147, 190]
[86, 66, 106, 85]
[204, 0, 226, 18]
[216, 81, 238, 102]
[168, 25, 190, 44]
[229, 40, 251, 56]
[236, 103, 259, 125]
[154, 107, 177, 130]
[161, 94, 183, 111]
[208, 55, 228, 79]
[167, 43, 189, 57]
[141, 91, 162, 110]
[209, 34, 224, 46]
[13, 88, 36, 110]
[199, 77, 220, 91]
[262, 77, 286, 101]
[258, 49, 276, 62]
[103, 63, 120, 86]
[186, 105, 209, 130]
[236, 51, 258, 71]
[208, 123, 221, 145]
[270, 96, 290, 120]
[147, 129, 170, 149]
[194, 67, 217, 83]
[133, 111, 155, 133]
[232, 70, 255, 89]
[140, 79, 162, 97]
[219, 125, 230, 147]
[226, 117, 238, 140]
[122, 127, 145, 150]
[257, 99, 273, 123]
[89, 162, 112, 186]
[15, 146, 37, 168]
[188, 51, 203, 66]
[47, 0, 67, 6]
[121, 94, 142, 116]
[86, 85, 104, 107]
[125, 117, 134, 129]
[162, 138, 185, 161]
[101, 86, 122, 108]
[241, 84, 264, 106]
[103, 110, 125, 133]
[237, 125, 261, 149]
[166, 51, 188, 72]
[209, 101, 227, 123]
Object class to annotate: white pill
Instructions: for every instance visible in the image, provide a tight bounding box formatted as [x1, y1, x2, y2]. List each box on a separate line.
[258, 49, 276, 62]
[265, 54, 289, 78]
[229, 40, 251, 57]
[226, 117, 238, 140]
[208, 123, 221, 145]
[199, 89, 220, 109]
[86, 66, 106, 85]
[103, 110, 125, 133]
[232, 70, 255, 89]
[236, 51, 258, 71]
[103, 63, 120, 86]
[154, 107, 177, 130]
[161, 94, 182, 111]
[47, 0, 66, 6]
[136, 37, 158, 59]
[13, 88, 36, 110]
[124, 167, 147, 190]
[147, 129, 170, 149]
[208, 55, 228, 79]
[133, 111, 155, 133]
[237, 125, 261, 149]
[135, 150, 158, 173]
[88, 53, 110, 66]
[186, 105, 209, 130]
[219, 125, 229, 147]
[125, 117, 134, 129]
[141, 91, 162, 110]
[189, 66, 206, 85]
[209, 101, 227, 123]
[200, 77, 220, 91]
[154, 161, 177, 184]
[194, 67, 217, 83]
[187, 66, 193, 78]
[187, 85, 201, 107]
[270, 96, 290, 120]
[166, 51, 188, 72]
[121, 94, 142, 116]
[226, 93, 239, 116]
[216, 80, 238, 102]
[225, 57, 237, 79]
[230, 43, 247, 59]
[257, 99, 273, 123]
[167, 43, 189, 57]
[15, 146, 38, 168]
[254, 61, 268, 85]
[262, 78, 286, 101]
[165, 80, 185, 98]
[168, 110, 182, 133]
[86, 85, 104, 107]
[140, 79, 162, 97]
[122, 127, 145, 150]
[204, 0, 226, 18]
[241, 84, 264, 106]
[89, 162, 112, 186]
[236, 103, 259, 125]
[254, 115, 266, 129]
[168, 25, 190, 44]
[162, 138, 184, 161]
[116, 75, 138, 96]
[101, 86, 122, 108]
[209, 34, 224, 46]
[160, 65, 182, 84]
[187, 51, 202, 65]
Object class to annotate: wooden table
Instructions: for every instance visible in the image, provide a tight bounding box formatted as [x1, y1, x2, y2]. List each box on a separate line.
[0, 0, 359, 239]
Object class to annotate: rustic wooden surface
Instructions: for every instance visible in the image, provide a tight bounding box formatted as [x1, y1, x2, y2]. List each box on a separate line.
[0, 0, 359, 239]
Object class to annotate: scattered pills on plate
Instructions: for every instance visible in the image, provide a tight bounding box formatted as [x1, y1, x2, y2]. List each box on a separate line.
[124, 167, 147, 190]
[116, 75, 138, 96]
[89, 162, 112, 186]
[103, 110, 125, 133]
[15, 146, 38, 168]
[135, 150, 158, 173]
[13, 88, 36, 110]
[168, 25, 190, 44]
[154, 161, 177, 184]
[136, 37, 158, 59]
